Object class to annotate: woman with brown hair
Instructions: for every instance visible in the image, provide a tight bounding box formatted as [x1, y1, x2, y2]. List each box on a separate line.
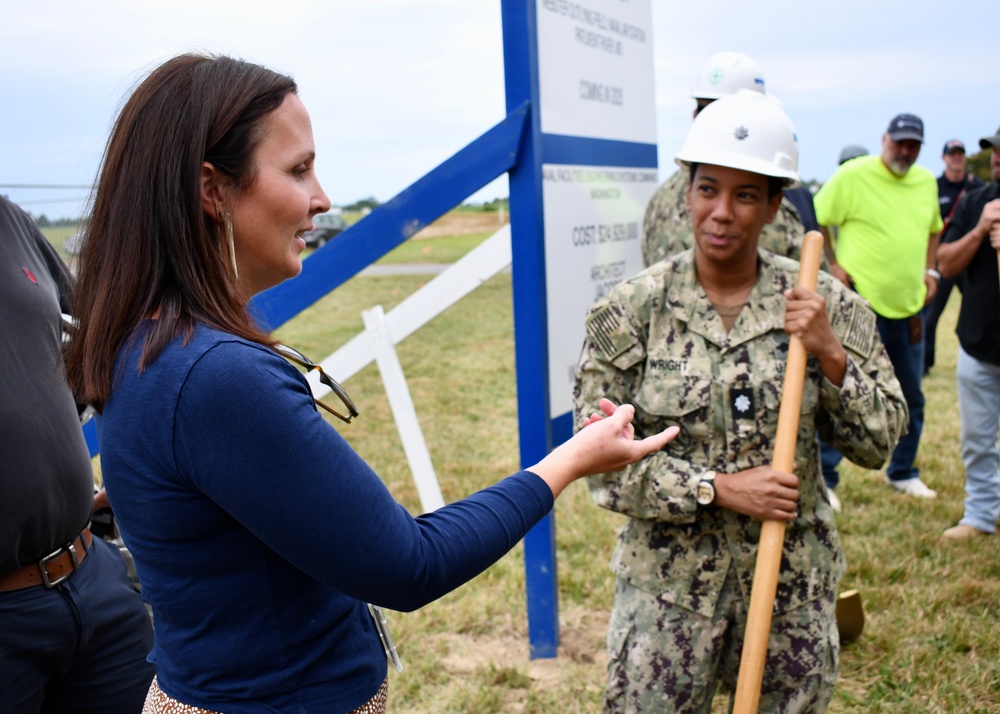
[64, 53, 676, 713]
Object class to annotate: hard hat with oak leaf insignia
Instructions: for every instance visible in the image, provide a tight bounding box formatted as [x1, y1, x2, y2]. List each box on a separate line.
[675, 90, 800, 186]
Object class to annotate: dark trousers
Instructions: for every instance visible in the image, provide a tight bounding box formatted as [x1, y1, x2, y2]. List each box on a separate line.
[820, 312, 925, 487]
[0, 538, 154, 714]
[820, 438, 842, 490]
[878, 314, 925, 480]
[922, 275, 957, 373]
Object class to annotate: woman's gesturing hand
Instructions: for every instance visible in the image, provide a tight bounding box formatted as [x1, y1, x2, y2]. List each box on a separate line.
[531, 398, 680, 497]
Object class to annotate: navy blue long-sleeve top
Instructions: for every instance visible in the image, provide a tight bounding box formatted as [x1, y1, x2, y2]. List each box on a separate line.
[100, 324, 553, 713]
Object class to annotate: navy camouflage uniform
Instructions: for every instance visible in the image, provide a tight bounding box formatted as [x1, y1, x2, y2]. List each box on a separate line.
[574, 249, 907, 712]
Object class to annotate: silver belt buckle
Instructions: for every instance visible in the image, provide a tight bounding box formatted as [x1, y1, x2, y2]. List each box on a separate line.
[40, 541, 80, 588]
[368, 604, 403, 672]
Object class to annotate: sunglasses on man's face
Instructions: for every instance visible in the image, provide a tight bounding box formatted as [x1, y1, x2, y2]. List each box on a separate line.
[273, 344, 359, 423]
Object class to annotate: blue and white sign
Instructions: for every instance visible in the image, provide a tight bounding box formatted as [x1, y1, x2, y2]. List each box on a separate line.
[541, 163, 658, 418]
[503, 0, 657, 657]
[536, 0, 657, 143]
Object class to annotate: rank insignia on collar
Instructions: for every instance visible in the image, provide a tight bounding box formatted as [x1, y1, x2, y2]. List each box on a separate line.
[730, 386, 755, 425]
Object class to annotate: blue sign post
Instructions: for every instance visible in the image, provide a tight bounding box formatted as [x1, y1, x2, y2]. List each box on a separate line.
[501, 0, 658, 657]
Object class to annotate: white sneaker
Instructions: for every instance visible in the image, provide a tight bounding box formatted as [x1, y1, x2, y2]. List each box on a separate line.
[886, 476, 937, 499]
[941, 524, 992, 541]
[828, 489, 842, 513]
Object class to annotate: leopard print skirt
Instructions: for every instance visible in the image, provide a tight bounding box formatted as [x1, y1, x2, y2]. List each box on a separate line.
[141, 679, 218, 714]
[142, 675, 389, 713]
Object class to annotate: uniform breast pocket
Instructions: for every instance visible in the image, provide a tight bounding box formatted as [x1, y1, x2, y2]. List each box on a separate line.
[759, 370, 819, 444]
[634, 375, 712, 458]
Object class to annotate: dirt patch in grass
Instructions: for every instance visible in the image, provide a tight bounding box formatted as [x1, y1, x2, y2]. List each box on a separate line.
[415, 210, 508, 238]
[433, 605, 608, 690]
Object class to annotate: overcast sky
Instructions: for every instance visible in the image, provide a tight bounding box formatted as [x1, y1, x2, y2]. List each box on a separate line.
[2, 0, 995, 220]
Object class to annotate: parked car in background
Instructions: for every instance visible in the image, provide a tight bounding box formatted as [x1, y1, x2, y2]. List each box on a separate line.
[303, 213, 347, 248]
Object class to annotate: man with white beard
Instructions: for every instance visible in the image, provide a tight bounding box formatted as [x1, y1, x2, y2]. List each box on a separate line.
[814, 113, 943, 499]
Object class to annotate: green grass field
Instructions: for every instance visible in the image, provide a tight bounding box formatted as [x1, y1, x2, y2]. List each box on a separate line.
[375, 232, 496, 265]
[41, 224, 81, 260]
[45, 220, 999, 712]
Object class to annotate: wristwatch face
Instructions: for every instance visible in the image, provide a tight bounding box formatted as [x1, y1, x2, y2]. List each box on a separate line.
[697, 481, 715, 505]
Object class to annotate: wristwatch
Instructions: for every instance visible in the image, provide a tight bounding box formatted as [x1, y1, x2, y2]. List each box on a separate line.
[696, 470, 717, 506]
[926, 268, 941, 280]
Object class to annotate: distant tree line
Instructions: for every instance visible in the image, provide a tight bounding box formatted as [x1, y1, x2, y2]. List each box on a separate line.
[27, 195, 515, 226]
[31, 214, 80, 228]
[455, 197, 509, 213]
[340, 196, 380, 212]
[338, 196, 509, 214]
[967, 148, 992, 182]
[20, 147, 998, 230]
[25, 148, 994, 231]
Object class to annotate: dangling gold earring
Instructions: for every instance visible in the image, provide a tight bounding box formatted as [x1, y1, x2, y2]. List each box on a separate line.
[222, 211, 238, 280]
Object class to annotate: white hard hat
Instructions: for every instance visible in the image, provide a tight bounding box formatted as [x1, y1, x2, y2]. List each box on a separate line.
[675, 90, 800, 185]
[691, 51, 766, 100]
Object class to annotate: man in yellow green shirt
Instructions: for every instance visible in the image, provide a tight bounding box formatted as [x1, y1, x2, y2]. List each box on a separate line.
[814, 113, 943, 498]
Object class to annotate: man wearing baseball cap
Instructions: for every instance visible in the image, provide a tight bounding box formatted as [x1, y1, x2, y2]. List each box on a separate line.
[939, 141, 980, 220]
[814, 113, 944, 499]
[924, 140, 984, 375]
[936, 126, 1000, 540]
[838, 145, 869, 165]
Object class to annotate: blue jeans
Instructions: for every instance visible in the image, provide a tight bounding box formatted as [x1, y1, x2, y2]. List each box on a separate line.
[877, 314, 925, 481]
[820, 313, 925, 485]
[956, 347, 1000, 533]
[0, 538, 154, 714]
[820, 439, 842, 490]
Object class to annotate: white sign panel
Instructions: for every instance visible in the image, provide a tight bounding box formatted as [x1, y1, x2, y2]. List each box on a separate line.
[536, 0, 656, 144]
[543, 164, 659, 418]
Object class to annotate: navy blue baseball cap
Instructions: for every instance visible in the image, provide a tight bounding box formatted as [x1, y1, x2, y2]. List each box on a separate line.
[886, 113, 924, 142]
[942, 139, 965, 155]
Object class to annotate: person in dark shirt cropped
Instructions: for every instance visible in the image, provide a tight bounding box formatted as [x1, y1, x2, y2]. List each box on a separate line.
[936, 127, 1000, 540]
[0, 195, 154, 712]
[923, 139, 984, 374]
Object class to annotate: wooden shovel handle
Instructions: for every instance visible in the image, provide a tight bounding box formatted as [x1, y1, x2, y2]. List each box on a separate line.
[732, 231, 825, 714]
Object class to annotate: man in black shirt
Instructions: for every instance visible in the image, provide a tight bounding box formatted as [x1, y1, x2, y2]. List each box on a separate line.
[936, 128, 1000, 540]
[924, 139, 984, 374]
[0, 196, 154, 711]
